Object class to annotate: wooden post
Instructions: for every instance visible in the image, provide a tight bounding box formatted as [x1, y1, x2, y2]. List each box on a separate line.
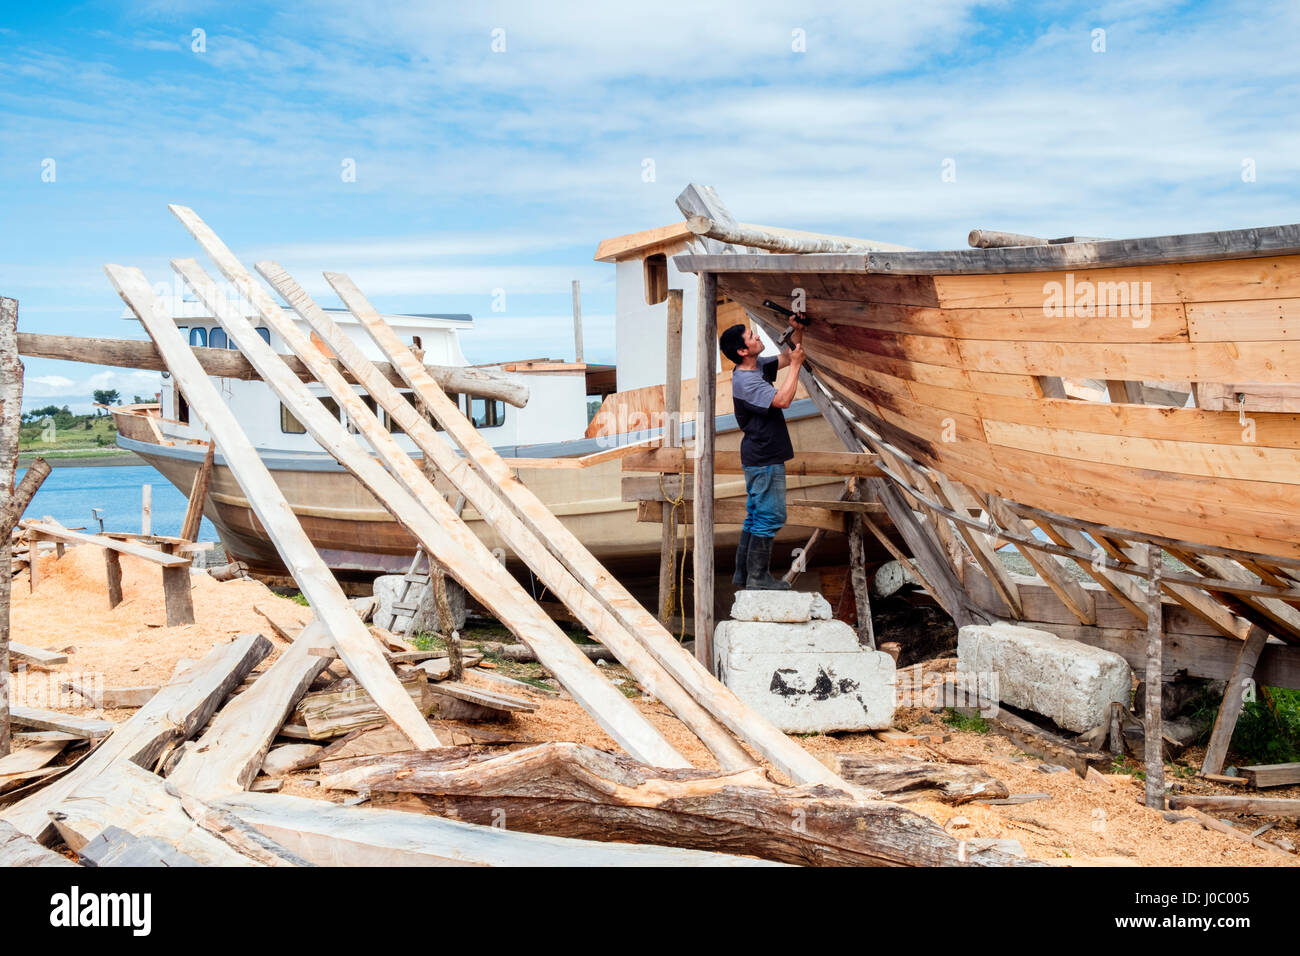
[571, 280, 583, 365]
[0, 296, 20, 757]
[1201, 625, 1269, 775]
[659, 289, 683, 626]
[179, 441, 215, 542]
[104, 550, 124, 609]
[0, 458, 51, 541]
[141, 483, 152, 536]
[1144, 543, 1165, 810]
[693, 274, 718, 672]
[160, 542, 196, 627]
[847, 481, 876, 650]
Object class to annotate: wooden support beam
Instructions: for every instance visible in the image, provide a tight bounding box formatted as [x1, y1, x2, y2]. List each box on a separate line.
[1, 632, 270, 840]
[104, 550, 123, 609]
[847, 481, 876, 650]
[21, 519, 190, 566]
[160, 541, 196, 627]
[660, 288, 684, 628]
[623, 446, 883, 477]
[179, 440, 215, 543]
[930, 472, 1022, 619]
[310, 268, 843, 788]
[0, 296, 20, 758]
[1144, 544, 1165, 810]
[16, 331, 530, 407]
[638, 499, 850, 535]
[107, 263, 440, 752]
[694, 272, 718, 672]
[0, 457, 50, 542]
[1035, 517, 1147, 624]
[988, 498, 1096, 626]
[1200, 625, 1269, 776]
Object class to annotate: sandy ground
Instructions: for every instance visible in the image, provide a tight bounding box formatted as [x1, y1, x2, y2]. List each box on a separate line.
[6, 543, 1298, 867]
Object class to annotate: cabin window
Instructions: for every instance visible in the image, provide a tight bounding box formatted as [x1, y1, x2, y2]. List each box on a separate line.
[189, 327, 208, 348]
[175, 386, 189, 425]
[471, 397, 506, 429]
[643, 253, 668, 306]
[280, 403, 307, 434]
[209, 328, 228, 350]
[255, 327, 271, 345]
[319, 396, 341, 422]
[347, 395, 379, 434]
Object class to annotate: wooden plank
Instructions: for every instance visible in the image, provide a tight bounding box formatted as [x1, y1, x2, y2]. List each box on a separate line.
[1168, 794, 1300, 816]
[7, 643, 68, 667]
[299, 675, 433, 740]
[9, 707, 117, 738]
[316, 273, 842, 787]
[930, 472, 1021, 618]
[694, 272, 718, 672]
[16, 331, 529, 407]
[0, 819, 77, 867]
[224, 258, 703, 770]
[19, 520, 190, 566]
[215, 790, 779, 867]
[107, 262, 440, 752]
[638, 498, 849, 535]
[179, 440, 215, 542]
[0, 739, 66, 778]
[661, 289, 684, 627]
[623, 446, 883, 477]
[160, 542, 195, 627]
[1, 632, 270, 840]
[846, 483, 875, 649]
[1034, 517, 1146, 624]
[1144, 544, 1166, 810]
[1201, 626, 1270, 775]
[987, 497, 1095, 625]
[1240, 762, 1300, 788]
[104, 549, 123, 609]
[168, 622, 334, 797]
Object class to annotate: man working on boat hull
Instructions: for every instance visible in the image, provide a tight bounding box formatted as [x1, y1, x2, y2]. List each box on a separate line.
[718, 321, 805, 590]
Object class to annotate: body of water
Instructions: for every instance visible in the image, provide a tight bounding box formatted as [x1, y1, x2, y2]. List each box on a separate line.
[17, 463, 219, 541]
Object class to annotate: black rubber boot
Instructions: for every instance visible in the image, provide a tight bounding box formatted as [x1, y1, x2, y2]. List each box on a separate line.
[745, 535, 790, 590]
[732, 531, 752, 586]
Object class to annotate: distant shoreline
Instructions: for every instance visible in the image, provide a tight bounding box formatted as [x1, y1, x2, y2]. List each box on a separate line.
[18, 449, 144, 469]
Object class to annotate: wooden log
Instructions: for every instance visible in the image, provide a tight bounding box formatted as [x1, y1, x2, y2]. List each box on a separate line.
[694, 271, 718, 672]
[174, 254, 688, 771]
[313, 269, 842, 788]
[1168, 794, 1300, 816]
[0, 819, 77, 867]
[107, 264, 440, 752]
[214, 790, 779, 867]
[319, 742, 1038, 867]
[298, 675, 433, 740]
[1201, 626, 1269, 775]
[16, 332, 530, 407]
[168, 622, 333, 796]
[179, 440, 214, 542]
[980, 707, 1112, 777]
[833, 756, 1008, 805]
[476, 640, 615, 663]
[0, 632, 270, 840]
[967, 229, 1049, 249]
[1240, 762, 1300, 788]
[0, 296, 19, 758]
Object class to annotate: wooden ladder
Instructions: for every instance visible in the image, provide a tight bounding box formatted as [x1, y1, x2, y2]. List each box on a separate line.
[384, 546, 431, 638]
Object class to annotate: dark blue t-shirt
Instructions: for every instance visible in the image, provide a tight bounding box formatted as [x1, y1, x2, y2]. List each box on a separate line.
[732, 355, 794, 467]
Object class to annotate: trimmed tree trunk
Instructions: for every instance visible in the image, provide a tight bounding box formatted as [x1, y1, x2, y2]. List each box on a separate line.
[0, 297, 22, 758]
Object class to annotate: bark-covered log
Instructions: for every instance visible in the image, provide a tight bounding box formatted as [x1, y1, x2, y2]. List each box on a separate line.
[320, 742, 1041, 867]
[834, 756, 1009, 805]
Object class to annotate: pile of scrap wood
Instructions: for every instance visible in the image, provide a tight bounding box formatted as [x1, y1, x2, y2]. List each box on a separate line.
[0, 208, 1041, 866]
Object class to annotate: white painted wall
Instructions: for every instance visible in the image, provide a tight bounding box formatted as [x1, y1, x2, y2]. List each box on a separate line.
[613, 247, 709, 392]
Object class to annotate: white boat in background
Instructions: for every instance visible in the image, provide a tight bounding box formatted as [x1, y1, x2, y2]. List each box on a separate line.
[113, 225, 849, 583]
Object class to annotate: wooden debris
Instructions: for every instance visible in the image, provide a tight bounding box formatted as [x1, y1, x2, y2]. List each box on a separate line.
[261, 744, 323, 777]
[1, 632, 270, 840]
[297, 674, 434, 740]
[1240, 762, 1300, 788]
[980, 708, 1111, 777]
[61, 681, 159, 709]
[8, 706, 116, 739]
[319, 742, 1038, 867]
[834, 756, 1009, 805]
[0, 819, 76, 867]
[1168, 794, 1300, 816]
[975, 793, 1053, 806]
[76, 825, 202, 867]
[8, 642, 67, 667]
[1167, 805, 1294, 858]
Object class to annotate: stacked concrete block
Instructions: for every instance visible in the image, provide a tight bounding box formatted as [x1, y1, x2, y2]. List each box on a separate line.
[714, 591, 895, 734]
[957, 623, 1132, 733]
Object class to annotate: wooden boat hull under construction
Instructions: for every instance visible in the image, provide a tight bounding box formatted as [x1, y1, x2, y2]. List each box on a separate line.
[114, 402, 849, 579]
[679, 229, 1300, 564]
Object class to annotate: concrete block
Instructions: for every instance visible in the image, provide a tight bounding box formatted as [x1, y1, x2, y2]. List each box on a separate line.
[957, 623, 1132, 733]
[373, 575, 467, 635]
[714, 620, 895, 733]
[730, 590, 832, 623]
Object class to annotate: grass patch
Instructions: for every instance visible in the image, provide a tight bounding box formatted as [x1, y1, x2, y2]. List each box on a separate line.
[941, 708, 989, 734]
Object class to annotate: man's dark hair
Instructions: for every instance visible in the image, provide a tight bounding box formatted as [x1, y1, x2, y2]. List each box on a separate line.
[719, 324, 748, 364]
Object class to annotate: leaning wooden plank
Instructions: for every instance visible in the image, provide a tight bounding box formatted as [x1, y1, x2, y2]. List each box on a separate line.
[319, 270, 846, 788]
[8, 707, 116, 739]
[0, 739, 66, 777]
[16, 331, 529, 407]
[987, 498, 1096, 625]
[168, 622, 333, 797]
[19, 519, 190, 566]
[0, 819, 76, 867]
[1168, 794, 1300, 816]
[8, 642, 68, 666]
[241, 259, 735, 766]
[165, 253, 683, 770]
[0, 458, 51, 542]
[215, 790, 783, 867]
[105, 264, 440, 753]
[977, 707, 1111, 777]
[48, 760, 262, 866]
[1, 632, 270, 839]
[1201, 626, 1269, 775]
[320, 743, 1038, 867]
[178, 440, 215, 543]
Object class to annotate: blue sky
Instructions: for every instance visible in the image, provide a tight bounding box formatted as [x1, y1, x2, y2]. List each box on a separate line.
[2, 0, 1298, 411]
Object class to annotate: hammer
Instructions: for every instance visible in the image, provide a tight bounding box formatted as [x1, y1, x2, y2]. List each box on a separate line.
[763, 299, 812, 350]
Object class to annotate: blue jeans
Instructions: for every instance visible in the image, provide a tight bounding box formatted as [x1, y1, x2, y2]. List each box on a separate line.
[742, 464, 787, 538]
